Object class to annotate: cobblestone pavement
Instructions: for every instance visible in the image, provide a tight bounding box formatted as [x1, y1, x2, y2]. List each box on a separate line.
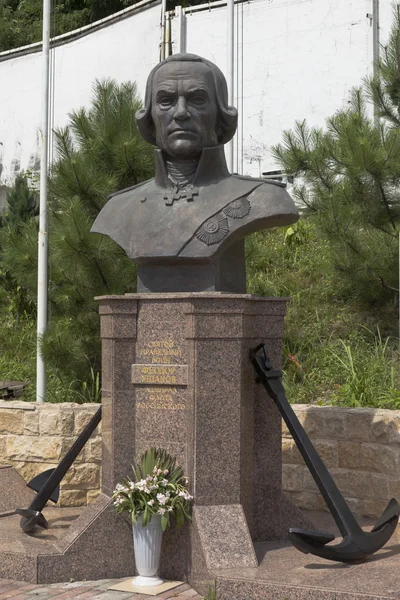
[0, 578, 203, 600]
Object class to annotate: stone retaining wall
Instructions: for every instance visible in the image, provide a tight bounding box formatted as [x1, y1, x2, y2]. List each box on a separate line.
[1, 402, 399, 516]
[0, 401, 101, 507]
[282, 405, 400, 518]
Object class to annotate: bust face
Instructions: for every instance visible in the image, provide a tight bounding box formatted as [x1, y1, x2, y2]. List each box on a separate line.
[151, 61, 220, 160]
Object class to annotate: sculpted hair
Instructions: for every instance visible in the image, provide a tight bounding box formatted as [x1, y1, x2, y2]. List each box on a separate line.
[136, 53, 238, 146]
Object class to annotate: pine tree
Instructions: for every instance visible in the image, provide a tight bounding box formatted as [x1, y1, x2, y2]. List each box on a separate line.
[0, 173, 38, 317]
[5, 173, 38, 229]
[273, 8, 400, 307]
[0, 79, 154, 398]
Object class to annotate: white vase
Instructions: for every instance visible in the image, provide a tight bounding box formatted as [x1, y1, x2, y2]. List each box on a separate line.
[132, 513, 164, 587]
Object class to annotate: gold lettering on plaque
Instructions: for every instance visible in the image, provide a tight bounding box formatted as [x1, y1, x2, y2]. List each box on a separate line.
[132, 363, 187, 386]
[133, 341, 187, 410]
[137, 339, 183, 364]
[136, 388, 186, 411]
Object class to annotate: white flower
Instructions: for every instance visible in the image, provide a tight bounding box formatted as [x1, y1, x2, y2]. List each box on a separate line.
[157, 468, 162, 476]
[163, 469, 169, 475]
[115, 483, 128, 493]
[128, 481, 135, 490]
[157, 493, 169, 505]
[135, 479, 151, 493]
[158, 507, 166, 515]
[178, 491, 193, 501]
[161, 478, 168, 486]
[167, 506, 173, 512]
[148, 499, 155, 506]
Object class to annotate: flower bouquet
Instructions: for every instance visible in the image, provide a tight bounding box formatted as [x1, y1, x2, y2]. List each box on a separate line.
[112, 448, 193, 587]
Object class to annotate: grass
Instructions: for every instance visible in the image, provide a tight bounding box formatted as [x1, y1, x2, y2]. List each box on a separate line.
[202, 583, 217, 600]
[246, 218, 400, 408]
[0, 297, 92, 402]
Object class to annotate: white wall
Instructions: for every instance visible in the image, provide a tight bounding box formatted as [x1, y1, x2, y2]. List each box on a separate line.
[179, 0, 384, 177]
[0, 2, 161, 195]
[0, 0, 393, 196]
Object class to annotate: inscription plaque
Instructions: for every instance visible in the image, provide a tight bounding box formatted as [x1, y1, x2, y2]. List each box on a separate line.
[132, 364, 188, 386]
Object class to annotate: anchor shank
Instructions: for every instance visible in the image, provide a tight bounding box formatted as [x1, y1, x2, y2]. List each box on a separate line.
[252, 348, 362, 538]
[28, 407, 101, 512]
[274, 388, 362, 537]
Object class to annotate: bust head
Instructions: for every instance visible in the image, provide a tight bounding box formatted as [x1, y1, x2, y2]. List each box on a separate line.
[136, 54, 238, 160]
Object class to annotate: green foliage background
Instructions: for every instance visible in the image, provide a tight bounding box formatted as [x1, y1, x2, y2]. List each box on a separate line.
[0, 79, 154, 401]
[0, 0, 136, 51]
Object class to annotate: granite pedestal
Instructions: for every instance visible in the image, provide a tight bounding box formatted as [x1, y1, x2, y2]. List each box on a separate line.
[97, 292, 308, 590]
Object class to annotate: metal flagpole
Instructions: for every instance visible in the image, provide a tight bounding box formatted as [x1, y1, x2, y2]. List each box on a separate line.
[226, 0, 234, 172]
[36, 0, 51, 403]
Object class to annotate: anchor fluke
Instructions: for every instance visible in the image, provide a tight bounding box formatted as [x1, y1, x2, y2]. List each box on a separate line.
[15, 508, 49, 533]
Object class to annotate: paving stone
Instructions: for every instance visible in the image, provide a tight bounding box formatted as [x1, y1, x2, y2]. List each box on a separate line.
[0, 580, 201, 600]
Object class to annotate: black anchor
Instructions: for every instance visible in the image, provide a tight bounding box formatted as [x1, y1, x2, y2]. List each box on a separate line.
[15, 407, 101, 533]
[251, 343, 399, 563]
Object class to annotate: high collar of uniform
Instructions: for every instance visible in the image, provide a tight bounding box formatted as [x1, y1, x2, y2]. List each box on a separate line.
[154, 145, 230, 188]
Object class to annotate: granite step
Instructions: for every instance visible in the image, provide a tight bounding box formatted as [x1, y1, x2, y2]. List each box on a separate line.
[214, 511, 400, 600]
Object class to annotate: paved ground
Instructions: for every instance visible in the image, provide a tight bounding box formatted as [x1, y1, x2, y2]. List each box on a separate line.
[0, 578, 203, 600]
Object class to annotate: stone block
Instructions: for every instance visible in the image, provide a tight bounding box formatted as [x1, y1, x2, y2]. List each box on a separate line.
[281, 439, 303, 465]
[39, 410, 60, 435]
[360, 498, 388, 519]
[289, 491, 321, 511]
[359, 443, 399, 475]
[59, 489, 87, 507]
[343, 496, 363, 516]
[338, 441, 360, 469]
[86, 437, 102, 462]
[323, 411, 346, 439]
[302, 469, 318, 493]
[388, 478, 400, 499]
[23, 410, 39, 435]
[6, 436, 61, 462]
[388, 415, 400, 445]
[13, 461, 57, 484]
[75, 408, 99, 434]
[314, 439, 338, 467]
[370, 412, 396, 443]
[302, 409, 325, 437]
[331, 469, 390, 500]
[0, 435, 6, 460]
[0, 410, 24, 434]
[60, 437, 85, 462]
[282, 464, 304, 492]
[346, 410, 374, 441]
[63, 463, 100, 489]
[87, 489, 101, 504]
[59, 410, 75, 436]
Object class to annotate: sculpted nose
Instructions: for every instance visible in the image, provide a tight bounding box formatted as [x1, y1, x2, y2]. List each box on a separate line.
[174, 96, 189, 120]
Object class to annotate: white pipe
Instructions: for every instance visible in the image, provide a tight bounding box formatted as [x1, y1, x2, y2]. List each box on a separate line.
[175, 5, 186, 53]
[36, 0, 51, 403]
[373, 0, 380, 125]
[226, 0, 234, 172]
[160, 0, 167, 60]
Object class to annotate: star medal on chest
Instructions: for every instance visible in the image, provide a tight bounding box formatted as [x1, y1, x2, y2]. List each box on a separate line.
[164, 183, 199, 206]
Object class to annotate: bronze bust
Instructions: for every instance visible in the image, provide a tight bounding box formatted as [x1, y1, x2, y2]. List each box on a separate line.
[91, 53, 299, 292]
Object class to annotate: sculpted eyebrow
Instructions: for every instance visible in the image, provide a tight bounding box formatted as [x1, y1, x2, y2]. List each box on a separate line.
[155, 88, 175, 96]
[187, 87, 208, 95]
